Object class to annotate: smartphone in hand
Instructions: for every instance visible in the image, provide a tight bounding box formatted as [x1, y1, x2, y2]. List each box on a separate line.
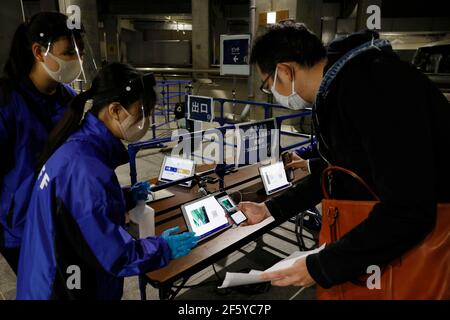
[229, 210, 248, 226]
[217, 194, 248, 226]
[281, 151, 295, 182]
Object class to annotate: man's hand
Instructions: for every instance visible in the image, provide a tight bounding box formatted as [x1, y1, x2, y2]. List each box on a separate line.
[260, 257, 315, 287]
[238, 201, 271, 226]
[285, 153, 309, 173]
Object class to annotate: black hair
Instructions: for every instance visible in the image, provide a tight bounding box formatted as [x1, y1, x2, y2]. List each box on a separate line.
[0, 11, 84, 105]
[37, 62, 157, 170]
[250, 21, 327, 74]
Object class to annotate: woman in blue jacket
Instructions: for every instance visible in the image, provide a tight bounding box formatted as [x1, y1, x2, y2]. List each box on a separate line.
[0, 12, 84, 273]
[17, 62, 198, 300]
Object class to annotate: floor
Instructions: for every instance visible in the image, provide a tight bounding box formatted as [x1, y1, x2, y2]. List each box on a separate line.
[0, 112, 318, 300]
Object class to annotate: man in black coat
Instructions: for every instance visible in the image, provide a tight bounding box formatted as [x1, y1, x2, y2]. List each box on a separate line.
[240, 22, 450, 289]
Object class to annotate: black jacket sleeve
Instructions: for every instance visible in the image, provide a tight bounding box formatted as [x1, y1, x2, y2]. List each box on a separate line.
[308, 158, 327, 176]
[306, 55, 438, 288]
[265, 157, 327, 221]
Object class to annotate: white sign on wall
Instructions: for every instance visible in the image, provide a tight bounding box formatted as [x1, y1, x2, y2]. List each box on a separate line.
[220, 34, 251, 76]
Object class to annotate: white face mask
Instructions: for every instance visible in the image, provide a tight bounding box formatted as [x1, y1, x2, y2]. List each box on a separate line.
[271, 66, 311, 110]
[41, 51, 82, 84]
[117, 106, 149, 142]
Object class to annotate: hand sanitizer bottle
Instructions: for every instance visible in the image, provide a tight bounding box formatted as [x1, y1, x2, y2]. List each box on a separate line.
[129, 200, 155, 238]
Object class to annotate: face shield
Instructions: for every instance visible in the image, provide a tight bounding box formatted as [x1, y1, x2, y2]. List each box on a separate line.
[91, 73, 157, 142]
[40, 32, 98, 85]
[119, 74, 157, 141]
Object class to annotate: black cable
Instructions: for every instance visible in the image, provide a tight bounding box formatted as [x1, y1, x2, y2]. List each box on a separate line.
[170, 264, 223, 289]
[295, 210, 321, 251]
[171, 279, 218, 289]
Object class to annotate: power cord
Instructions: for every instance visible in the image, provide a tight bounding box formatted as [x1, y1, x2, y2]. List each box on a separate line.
[170, 264, 223, 289]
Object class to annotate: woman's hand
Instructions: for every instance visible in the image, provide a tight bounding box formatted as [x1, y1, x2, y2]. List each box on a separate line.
[260, 257, 316, 287]
[161, 226, 199, 259]
[238, 201, 271, 226]
[130, 181, 152, 202]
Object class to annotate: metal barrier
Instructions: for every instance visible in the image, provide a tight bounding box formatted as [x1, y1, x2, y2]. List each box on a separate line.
[128, 97, 314, 185]
[151, 79, 193, 139]
[195, 97, 312, 148]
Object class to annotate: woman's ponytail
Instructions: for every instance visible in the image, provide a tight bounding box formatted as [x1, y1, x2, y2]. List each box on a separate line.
[36, 89, 93, 171]
[0, 22, 33, 105]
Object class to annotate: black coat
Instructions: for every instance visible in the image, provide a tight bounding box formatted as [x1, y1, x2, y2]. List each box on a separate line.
[265, 31, 450, 288]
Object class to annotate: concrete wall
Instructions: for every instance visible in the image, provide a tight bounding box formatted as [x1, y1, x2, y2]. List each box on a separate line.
[119, 28, 192, 66]
[191, 0, 210, 73]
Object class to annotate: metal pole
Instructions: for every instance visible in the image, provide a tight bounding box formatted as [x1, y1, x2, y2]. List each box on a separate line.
[128, 146, 138, 185]
[220, 101, 225, 126]
[166, 83, 170, 123]
[248, 0, 257, 99]
[19, 0, 26, 22]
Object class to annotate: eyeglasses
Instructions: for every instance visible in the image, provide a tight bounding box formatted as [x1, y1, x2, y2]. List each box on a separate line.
[259, 73, 273, 95]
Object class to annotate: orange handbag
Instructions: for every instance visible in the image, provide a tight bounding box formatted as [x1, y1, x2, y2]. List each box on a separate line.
[317, 166, 450, 300]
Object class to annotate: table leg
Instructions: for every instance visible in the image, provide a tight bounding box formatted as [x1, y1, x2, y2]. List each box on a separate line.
[138, 274, 148, 300]
[158, 277, 190, 300]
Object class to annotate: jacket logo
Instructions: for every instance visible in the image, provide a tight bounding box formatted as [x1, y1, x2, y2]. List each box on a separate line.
[38, 166, 50, 190]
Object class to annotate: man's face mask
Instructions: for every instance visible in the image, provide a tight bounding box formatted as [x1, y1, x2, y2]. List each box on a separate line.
[271, 65, 311, 110]
[117, 105, 149, 142]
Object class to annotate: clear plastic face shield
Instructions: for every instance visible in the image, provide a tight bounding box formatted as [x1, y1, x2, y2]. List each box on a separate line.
[125, 73, 156, 126]
[40, 32, 98, 85]
[119, 74, 156, 142]
[93, 73, 156, 142]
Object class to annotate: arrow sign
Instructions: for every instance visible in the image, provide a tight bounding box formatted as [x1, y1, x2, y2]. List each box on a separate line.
[220, 34, 250, 76]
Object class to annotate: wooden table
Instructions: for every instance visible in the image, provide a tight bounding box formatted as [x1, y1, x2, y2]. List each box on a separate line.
[140, 163, 306, 300]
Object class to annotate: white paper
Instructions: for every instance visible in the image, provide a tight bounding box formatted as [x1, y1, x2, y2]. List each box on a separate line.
[218, 244, 325, 289]
[218, 270, 263, 289]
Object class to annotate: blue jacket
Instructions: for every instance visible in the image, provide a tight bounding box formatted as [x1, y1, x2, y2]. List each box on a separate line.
[17, 112, 171, 300]
[0, 79, 75, 248]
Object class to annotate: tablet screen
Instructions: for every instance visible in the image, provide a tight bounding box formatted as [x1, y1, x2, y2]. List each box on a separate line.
[183, 196, 230, 239]
[159, 156, 195, 186]
[260, 161, 291, 194]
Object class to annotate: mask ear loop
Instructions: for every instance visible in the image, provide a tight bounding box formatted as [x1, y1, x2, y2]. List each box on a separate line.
[44, 42, 51, 56]
[138, 104, 145, 130]
[271, 66, 278, 91]
[273, 64, 296, 95]
[289, 65, 296, 95]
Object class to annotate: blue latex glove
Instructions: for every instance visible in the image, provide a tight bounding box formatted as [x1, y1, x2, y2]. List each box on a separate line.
[131, 181, 152, 202]
[161, 226, 199, 259]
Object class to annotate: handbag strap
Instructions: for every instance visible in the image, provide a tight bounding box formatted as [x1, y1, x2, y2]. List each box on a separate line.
[321, 165, 380, 201]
